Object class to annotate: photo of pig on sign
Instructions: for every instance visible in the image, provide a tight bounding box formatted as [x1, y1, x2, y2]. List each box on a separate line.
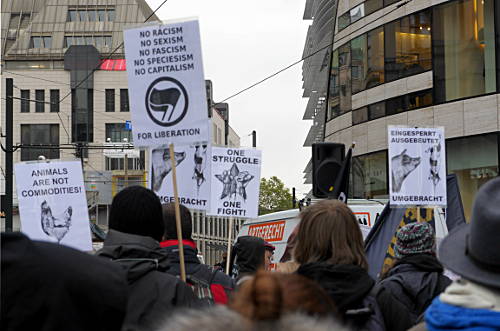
[14, 160, 92, 251]
[124, 18, 209, 148]
[149, 144, 211, 211]
[388, 126, 446, 207]
[208, 147, 262, 219]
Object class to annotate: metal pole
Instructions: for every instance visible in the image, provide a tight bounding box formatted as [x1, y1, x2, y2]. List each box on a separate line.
[124, 153, 128, 188]
[292, 187, 296, 209]
[252, 130, 256, 148]
[5, 78, 13, 232]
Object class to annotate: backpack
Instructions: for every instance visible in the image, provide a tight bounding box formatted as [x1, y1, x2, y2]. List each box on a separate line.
[185, 266, 229, 306]
[344, 287, 385, 331]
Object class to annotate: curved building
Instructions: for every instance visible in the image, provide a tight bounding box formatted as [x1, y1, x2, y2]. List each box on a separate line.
[303, 0, 500, 219]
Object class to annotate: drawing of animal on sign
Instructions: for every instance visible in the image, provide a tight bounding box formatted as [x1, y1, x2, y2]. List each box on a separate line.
[149, 144, 211, 211]
[209, 147, 262, 219]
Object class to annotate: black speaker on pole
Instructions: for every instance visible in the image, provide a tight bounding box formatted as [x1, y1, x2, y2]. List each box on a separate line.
[312, 143, 345, 198]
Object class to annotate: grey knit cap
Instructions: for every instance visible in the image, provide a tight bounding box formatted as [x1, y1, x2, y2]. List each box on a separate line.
[394, 222, 435, 259]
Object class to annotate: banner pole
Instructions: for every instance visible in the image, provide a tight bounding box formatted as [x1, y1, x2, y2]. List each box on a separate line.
[226, 216, 234, 275]
[169, 143, 187, 282]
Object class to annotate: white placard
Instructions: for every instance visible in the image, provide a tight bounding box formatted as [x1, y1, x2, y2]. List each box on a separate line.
[388, 126, 447, 207]
[124, 19, 209, 147]
[14, 160, 92, 251]
[149, 144, 211, 210]
[208, 147, 262, 218]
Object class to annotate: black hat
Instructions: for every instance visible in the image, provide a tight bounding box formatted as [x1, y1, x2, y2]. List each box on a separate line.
[439, 177, 500, 289]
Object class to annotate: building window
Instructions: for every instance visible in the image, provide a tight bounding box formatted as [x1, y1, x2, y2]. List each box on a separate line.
[433, 0, 496, 103]
[71, 89, 94, 143]
[351, 34, 367, 94]
[50, 90, 59, 113]
[350, 4, 364, 24]
[365, 0, 383, 16]
[352, 107, 368, 124]
[447, 133, 499, 220]
[67, 8, 115, 22]
[120, 89, 129, 112]
[20, 90, 30, 113]
[385, 9, 432, 82]
[20, 124, 59, 161]
[35, 90, 45, 112]
[338, 12, 350, 31]
[105, 89, 115, 112]
[368, 101, 386, 120]
[352, 150, 388, 199]
[328, 49, 340, 121]
[30, 36, 52, 48]
[339, 43, 351, 114]
[9, 13, 30, 29]
[105, 158, 143, 171]
[64, 35, 112, 48]
[367, 27, 385, 88]
[106, 123, 132, 143]
[386, 89, 433, 115]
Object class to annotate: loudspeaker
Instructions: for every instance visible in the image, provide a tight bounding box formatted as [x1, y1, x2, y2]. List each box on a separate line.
[312, 143, 345, 198]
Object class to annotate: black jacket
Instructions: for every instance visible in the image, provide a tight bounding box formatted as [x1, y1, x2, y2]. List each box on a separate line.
[1, 232, 128, 331]
[377, 254, 452, 325]
[297, 262, 411, 331]
[160, 239, 234, 303]
[229, 235, 266, 281]
[97, 230, 199, 331]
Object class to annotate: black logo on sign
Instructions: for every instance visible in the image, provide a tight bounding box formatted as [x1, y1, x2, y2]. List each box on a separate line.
[145, 77, 189, 127]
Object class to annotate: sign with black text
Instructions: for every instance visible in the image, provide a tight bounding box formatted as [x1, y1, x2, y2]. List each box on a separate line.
[149, 144, 210, 210]
[124, 19, 209, 147]
[14, 160, 92, 251]
[208, 147, 262, 218]
[388, 126, 447, 207]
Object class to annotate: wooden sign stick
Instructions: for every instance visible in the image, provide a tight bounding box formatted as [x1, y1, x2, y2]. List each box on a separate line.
[169, 143, 186, 282]
[226, 216, 234, 275]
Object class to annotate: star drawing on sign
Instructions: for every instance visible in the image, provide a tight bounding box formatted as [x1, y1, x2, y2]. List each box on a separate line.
[215, 163, 254, 201]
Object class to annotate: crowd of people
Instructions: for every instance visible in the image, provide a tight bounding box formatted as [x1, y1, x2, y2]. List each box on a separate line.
[3, 177, 500, 331]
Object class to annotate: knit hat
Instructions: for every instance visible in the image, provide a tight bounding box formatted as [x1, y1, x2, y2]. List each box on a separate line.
[394, 222, 435, 259]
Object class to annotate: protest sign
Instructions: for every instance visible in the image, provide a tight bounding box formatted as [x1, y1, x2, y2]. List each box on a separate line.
[208, 147, 262, 219]
[124, 18, 209, 147]
[388, 126, 446, 207]
[149, 143, 210, 210]
[14, 160, 92, 251]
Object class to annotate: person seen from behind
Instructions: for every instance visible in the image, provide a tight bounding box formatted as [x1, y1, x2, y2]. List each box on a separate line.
[294, 199, 410, 331]
[97, 186, 199, 331]
[411, 177, 500, 331]
[377, 222, 451, 326]
[264, 241, 275, 271]
[229, 235, 267, 285]
[161, 203, 234, 305]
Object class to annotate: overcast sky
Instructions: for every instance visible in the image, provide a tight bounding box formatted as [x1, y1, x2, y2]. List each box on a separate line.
[146, 0, 313, 197]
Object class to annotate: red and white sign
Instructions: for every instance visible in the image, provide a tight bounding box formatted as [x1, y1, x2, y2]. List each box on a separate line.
[248, 220, 286, 242]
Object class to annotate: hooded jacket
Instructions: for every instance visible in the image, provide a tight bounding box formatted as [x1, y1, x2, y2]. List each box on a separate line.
[160, 239, 234, 304]
[297, 262, 411, 331]
[1, 232, 128, 331]
[97, 230, 199, 331]
[377, 254, 451, 324]
[229, 236, 266, 282]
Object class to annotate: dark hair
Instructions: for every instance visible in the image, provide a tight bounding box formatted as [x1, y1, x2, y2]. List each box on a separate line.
[108, 186, 164, 242]
[162, 203, 192, 240]
[229, 270, 337, 320]
[294, 200, 368, 269]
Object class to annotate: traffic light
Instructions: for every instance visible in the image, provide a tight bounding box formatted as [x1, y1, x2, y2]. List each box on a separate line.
[312, 143, 345, 198]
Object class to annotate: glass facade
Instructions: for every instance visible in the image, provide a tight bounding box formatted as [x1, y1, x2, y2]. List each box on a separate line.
[352, 150, 388, 199]
[433, 0, 496, 103]
[106, 123, 132, 143]
[327, 49, 340, 120]
[21, 124, 60, 161]
[385, 10, 432, 82]
[339, 44, 352, 113]
[447, 133, 499, 220]
[351, 35, 368, 94]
